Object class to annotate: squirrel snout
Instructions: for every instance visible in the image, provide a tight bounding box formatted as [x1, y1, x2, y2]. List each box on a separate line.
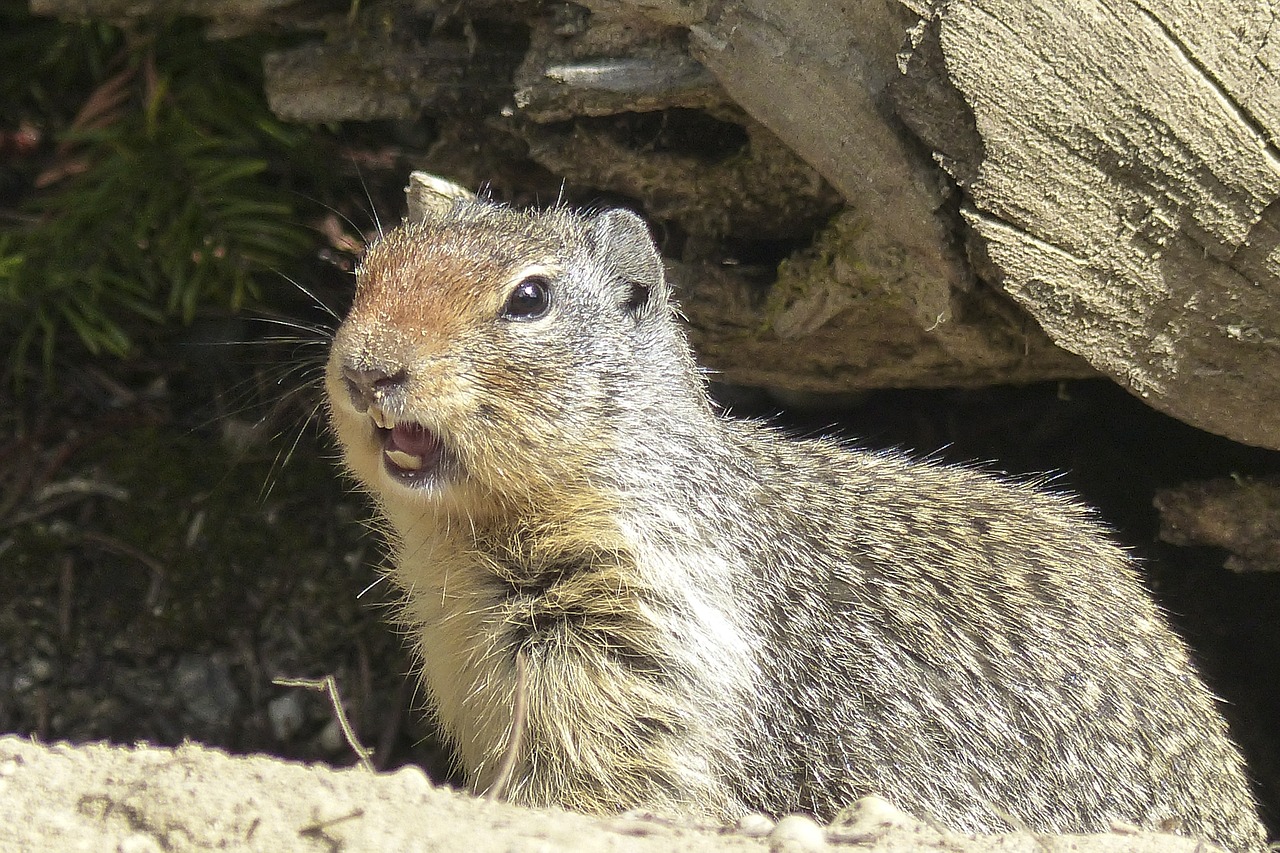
[341, 365, 408, 414]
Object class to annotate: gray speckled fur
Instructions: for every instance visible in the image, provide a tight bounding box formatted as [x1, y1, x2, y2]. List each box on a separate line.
[327, 197, 1269, 852]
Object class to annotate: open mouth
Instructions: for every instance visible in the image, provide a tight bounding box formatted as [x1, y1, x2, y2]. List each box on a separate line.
[367, 405, 446, 487]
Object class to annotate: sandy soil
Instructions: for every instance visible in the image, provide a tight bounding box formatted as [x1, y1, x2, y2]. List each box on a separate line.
[0, 736, 1227, 853]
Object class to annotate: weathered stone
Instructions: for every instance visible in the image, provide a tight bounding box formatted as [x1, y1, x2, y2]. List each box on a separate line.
[514, 14, 728, 122]
[1156, 477, 1280, 573]
[677, 213, 1094, 393]
[897, 0, 1280, 449]
[524, 117, 842, 240]
[683, 0, 975, 362]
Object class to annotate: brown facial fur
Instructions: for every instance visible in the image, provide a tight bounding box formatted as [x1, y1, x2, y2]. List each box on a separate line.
[350, 222, 552, 342]
[327, 216, 580, 515]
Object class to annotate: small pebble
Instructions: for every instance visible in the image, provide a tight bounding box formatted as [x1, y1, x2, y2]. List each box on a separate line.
[117, 833, 163, 853]
[13, 657, 53, 693]
[829, 795, 914, 834]
[27, 657, 53, 682]
[172, 654, 240, 724]
[390, 764, 433, 793]
[768, 813, 827, 853]
[736, 811, 776, 837]
[267, 693, 305, 742]
[317, 717, 345, 754]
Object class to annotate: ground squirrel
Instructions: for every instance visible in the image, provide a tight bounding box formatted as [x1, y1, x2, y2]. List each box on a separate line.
[324, 172, 1269, 851]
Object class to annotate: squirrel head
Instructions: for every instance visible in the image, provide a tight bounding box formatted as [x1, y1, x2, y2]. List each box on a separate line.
[325, 175, 699, 515]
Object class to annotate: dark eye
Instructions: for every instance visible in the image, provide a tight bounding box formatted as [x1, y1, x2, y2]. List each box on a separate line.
[501, 275, 551, 320]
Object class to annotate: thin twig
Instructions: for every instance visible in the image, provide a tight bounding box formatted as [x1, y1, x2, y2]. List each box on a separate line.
[0, 440, 38, 524]
[298, 809, 364, 835]
[78, 530, 166, 608]
[273, 675, 375, 772]
[58, 554, 74, 643]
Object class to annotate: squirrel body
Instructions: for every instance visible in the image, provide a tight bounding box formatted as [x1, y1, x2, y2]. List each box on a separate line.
[325, 176, 1269, 851]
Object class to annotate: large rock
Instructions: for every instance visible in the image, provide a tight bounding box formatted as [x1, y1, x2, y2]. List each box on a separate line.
[896, 0, 1280, 448]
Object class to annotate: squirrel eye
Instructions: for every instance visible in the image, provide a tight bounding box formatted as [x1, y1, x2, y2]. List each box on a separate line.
[501, 275, 551, 320]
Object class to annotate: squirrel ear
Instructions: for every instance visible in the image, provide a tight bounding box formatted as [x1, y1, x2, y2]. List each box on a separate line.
[586, 209, 666, 312]
[405, 172, 475, 225]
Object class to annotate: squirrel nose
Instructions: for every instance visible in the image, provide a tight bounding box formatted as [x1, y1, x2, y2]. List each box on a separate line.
[342, 365, 408, 412]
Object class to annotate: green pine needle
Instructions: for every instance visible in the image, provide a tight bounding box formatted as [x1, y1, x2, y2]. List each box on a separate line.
[0, 12, 325, 380]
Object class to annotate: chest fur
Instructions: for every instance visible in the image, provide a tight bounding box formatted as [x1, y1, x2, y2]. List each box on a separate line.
[384, 513, 756, 809]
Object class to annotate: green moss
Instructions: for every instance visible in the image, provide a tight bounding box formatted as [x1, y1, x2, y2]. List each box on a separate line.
[762, 211, 906, 336]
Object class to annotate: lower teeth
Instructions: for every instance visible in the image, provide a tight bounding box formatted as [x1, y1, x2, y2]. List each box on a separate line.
[386, 449, 425, 471]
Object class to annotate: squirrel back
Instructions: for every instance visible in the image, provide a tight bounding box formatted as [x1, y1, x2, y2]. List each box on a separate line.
[324, 174, 1269, 851]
